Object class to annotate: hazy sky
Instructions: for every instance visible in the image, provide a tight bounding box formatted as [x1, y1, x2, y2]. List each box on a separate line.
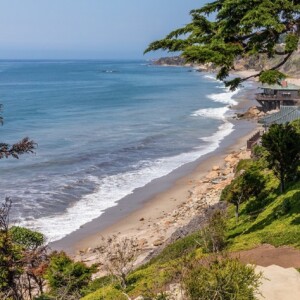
[0, 0, 207, 59]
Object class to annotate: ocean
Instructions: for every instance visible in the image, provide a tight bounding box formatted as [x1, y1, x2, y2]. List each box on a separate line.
[0, 60, 247, 242]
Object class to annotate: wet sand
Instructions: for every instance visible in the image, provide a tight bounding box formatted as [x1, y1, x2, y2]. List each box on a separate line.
[51, 117, 258, 256]
[50, 78, 261, 258]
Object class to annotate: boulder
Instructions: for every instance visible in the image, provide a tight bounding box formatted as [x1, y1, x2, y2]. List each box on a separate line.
[153, 238, 164, 247]
[212, 165, 220, 171]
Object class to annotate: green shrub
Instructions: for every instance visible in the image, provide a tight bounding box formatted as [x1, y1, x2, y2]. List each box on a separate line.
[81, 276, 116, 296]
[183, 257, 262, 300]
[148, 231, 199, 265]
[82, 286, 128, 300]
[275, 198, 292, 218]
[200, 210, 227, 253]
[235, 159, 252, 173]
[46, 251, 96, 298]
[10, 226, 44, 250]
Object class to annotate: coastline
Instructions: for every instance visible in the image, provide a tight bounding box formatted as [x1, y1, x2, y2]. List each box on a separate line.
[50, 74, 261, 263]
[55, 120, 258, 264]
[52, 120, 259, 262]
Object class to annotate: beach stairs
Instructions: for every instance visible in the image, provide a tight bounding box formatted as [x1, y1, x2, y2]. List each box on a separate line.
[256, 265, 300, 300]
[247, 131, 262, 151]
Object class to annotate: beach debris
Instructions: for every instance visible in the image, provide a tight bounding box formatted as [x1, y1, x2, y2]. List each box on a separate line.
[138, 239, 148, 249]
[153, 237, 164, 247]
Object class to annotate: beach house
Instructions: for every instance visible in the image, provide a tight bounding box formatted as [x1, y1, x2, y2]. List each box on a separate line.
[256, 81, 300, 111]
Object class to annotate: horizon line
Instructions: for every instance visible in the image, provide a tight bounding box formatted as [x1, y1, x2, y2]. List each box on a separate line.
[0, 58, 156, 61]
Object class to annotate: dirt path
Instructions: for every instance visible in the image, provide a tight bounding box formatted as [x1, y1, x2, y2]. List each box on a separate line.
[231, 244, 300, 300]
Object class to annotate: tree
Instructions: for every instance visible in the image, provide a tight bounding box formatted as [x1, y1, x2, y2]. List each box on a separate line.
[0, 105, 37, 299]
[262, 123, 300, 193]
[0, 198, 22, 299]
[145, 0, 300, 90]
[0, 198, 49, 300]
[96, 235, 140, 290]
[221, 167, 266, 218]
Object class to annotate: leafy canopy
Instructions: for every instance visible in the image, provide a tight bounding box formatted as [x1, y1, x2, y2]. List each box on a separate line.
[10, 226, 44, 251]
[0, 105, 36, 159]
[262, 123, 300, 193]
[46, 251, 96, 298]
[145, 0, 300, 90]
[221, 166, 266, 217]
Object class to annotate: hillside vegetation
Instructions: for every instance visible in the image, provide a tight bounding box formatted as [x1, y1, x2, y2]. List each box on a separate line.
[81, 182, 300, 299]
[81, 122, 300, 299]
[1, 123, 299, 300]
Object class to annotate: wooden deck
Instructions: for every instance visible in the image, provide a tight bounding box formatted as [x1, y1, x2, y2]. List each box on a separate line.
[255, 94, 299, 111]
[256, 93, 300, 102]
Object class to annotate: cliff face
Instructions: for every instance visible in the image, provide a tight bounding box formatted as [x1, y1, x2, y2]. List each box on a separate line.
[235, 49, 300, 76]
[152, 56, 214, 71]
[152, 56, 188, 66]
[153, 50, 300, 77]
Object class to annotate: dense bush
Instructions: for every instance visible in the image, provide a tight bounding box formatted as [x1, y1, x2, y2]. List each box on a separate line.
[200, 210, 227, 253]
[45, 251, 96, 299]
[183, 257, 262, 300]
[10, 226, 44, 250]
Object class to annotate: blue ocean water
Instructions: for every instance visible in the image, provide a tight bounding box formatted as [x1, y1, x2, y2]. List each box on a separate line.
[0, 60, 241, 241]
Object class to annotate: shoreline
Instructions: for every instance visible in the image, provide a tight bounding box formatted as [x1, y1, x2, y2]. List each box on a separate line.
[63, 120, 258, 265]
[52, 124, 258, 258]
[51, 77, 260, 261]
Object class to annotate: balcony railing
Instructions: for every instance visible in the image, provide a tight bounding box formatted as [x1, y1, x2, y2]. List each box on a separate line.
[255, 93, 300, 101]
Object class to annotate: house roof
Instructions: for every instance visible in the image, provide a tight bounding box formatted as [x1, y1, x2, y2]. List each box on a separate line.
[260, 83, 300, 91]
[259, 106, 300, 126]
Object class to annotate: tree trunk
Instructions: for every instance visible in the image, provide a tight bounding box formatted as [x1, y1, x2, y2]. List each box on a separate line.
[280, 172, 285, 193]
[121, 273, 127, 289]
[235, 203, 239, 220]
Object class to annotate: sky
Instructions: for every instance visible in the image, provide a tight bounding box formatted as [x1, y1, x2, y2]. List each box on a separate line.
[0, 0, 208, 60]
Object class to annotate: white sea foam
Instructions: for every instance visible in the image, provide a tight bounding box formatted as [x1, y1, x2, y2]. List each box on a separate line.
[17, 71, 238, 243]
[207, 88, 239, 105]
[191, 106, 230, 120]
[204, 74, 221, 81]
[203, 74, 239, 105]
[18, 120, 235, 242]
[201, 122, 234, 143]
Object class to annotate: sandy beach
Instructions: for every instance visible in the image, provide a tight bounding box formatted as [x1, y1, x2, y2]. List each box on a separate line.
[75, 126, 258, 264]
[47, 68, 300, 299]
[50, 74, 262, 265]
[51, 70, 300, 263]
[52, 114, 260, 267]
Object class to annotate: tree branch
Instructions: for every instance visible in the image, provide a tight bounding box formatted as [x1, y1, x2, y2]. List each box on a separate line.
[240, 51, 294, 83]
[0, 138, 36, 159]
